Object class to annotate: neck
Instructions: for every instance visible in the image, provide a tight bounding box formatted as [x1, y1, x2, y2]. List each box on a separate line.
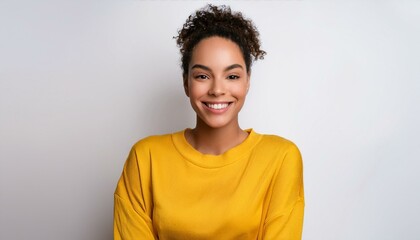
[186, 117, 249, 155]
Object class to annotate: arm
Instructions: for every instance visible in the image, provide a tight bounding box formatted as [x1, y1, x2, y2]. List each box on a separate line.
[263, 143, 305, 240]
[114, 146, 156, 240]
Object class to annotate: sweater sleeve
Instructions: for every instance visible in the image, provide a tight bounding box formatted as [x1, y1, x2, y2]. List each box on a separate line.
[114, 146, 156, 240]
[263, 143, 305, 240]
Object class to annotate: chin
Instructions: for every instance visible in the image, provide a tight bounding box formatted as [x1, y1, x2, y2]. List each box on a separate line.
[200, 116, 236, 129]
[205, 123, 229, 129]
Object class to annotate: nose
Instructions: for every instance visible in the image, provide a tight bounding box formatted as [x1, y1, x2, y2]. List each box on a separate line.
[208, 78, 225, 97]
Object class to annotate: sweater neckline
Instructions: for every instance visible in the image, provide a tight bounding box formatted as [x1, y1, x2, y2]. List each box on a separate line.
[171, 128, 262, 168]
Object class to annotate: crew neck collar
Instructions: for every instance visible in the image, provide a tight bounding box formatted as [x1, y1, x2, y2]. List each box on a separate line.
[172, 129, 262, 168]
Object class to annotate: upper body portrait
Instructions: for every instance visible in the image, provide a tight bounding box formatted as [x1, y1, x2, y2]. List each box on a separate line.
[114, 4, 304, 240]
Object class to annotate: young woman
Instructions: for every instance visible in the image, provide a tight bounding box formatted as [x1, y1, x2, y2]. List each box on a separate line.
[114, 5, 304, 240]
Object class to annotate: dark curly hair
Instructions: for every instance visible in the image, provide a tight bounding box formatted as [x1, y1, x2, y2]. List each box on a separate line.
[175, 4, 266, 77]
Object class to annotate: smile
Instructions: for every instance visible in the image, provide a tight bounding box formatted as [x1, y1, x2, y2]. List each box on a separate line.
[203, 102, 231, 110]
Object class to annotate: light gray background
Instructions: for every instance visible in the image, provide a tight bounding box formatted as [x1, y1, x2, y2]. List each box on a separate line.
[1, 1, 419, 239]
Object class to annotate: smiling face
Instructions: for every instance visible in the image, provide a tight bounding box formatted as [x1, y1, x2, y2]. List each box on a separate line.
[184, 36, 250, 130]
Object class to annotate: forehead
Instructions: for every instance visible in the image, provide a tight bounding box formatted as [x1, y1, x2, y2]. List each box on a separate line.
[190, 37, 245, 68]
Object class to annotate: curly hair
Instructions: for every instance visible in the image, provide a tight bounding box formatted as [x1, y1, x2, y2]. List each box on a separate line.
[175, 4, 266, 77]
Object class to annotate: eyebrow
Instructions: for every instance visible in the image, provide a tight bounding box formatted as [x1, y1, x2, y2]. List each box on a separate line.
[191, 64, 244, 72]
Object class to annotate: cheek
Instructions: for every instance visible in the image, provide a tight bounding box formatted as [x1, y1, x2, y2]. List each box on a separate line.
[188, 83, 208, 98]
[232, 84, 249, 98]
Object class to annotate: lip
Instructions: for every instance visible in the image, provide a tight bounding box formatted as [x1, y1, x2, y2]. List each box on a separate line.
[202, 101, 232, 114]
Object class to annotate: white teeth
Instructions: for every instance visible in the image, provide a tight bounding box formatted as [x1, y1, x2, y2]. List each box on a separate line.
[207, 103, 229, 109]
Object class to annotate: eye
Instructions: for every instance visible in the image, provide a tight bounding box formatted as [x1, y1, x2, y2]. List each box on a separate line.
[227, 75, 240, 80]
[195, 74, 209, 80]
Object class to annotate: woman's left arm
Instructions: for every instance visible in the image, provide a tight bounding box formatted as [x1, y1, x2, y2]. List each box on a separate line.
[262, 143, 305, 240]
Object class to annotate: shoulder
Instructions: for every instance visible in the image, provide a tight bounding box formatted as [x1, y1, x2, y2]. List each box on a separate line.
[124, 131, 179, 168]
[257, 133, 301, 155]
[131, 132, 175, 152]
[255, 132, 303, 173]
[253, 132, 302, 167]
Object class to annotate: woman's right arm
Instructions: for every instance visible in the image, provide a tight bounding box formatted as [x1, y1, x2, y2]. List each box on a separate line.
[114, 146, 156, 240]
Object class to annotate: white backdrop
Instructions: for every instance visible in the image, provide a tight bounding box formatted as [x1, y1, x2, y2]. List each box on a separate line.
[1, 1, 419, 239]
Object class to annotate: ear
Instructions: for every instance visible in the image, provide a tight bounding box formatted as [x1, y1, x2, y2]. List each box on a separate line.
[183, 74, 189, 97]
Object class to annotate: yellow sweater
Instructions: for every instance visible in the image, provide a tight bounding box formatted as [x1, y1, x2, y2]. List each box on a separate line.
[114, 129, 304, 239]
